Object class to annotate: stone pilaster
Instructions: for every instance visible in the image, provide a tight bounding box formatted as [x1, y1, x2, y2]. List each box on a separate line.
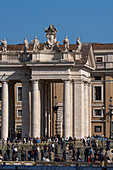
[73, 80, 85, 138]
[63, 80, 71, 138]
[31, 80, 40, 138]
[1, 81, 9, 140]
[22, 80, 30, 138]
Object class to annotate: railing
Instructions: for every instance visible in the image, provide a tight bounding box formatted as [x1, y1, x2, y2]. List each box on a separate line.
[0, 161, 109, 167]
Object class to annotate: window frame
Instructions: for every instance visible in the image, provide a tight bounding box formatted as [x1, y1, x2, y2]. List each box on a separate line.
[95, 126, 102, 132]
[93, 108, 103, 117]
[95, 56, 104, 63]
[17, 108, 22, 117]
[93, 84, 103, 103]
[16, 86, 22, 102]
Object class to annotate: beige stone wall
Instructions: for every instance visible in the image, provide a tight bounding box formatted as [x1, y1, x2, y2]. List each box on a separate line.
[91, 122, 104, 136]
[91, 73, 113, 138]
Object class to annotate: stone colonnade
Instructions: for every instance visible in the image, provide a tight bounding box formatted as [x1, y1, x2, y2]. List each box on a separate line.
[1, 79, 91, 140]
[63, 79, 91, 139]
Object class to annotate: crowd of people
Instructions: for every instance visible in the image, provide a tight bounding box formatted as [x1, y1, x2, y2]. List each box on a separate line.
[0, 135, 112, 165]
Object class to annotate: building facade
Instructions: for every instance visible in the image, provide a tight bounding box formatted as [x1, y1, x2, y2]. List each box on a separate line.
[0, 25, 112, 139]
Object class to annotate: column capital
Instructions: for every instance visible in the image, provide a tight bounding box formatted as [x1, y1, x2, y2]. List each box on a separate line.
[63, 79, 71, 83]
[1, 80, 8, 84]
[31, 80, 39, 84]
[73, 79, 84, 84]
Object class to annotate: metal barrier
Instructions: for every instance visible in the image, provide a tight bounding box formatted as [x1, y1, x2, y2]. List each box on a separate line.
[0, 161, 110, 167]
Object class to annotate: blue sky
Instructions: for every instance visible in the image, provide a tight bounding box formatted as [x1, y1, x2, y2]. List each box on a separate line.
[0, 0, 113, 44]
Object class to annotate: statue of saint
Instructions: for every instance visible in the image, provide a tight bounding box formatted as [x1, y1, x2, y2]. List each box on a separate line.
[24, 37, 29, 52]
[31, 36, 40, 52]
[44, 25, 57, 50]
[63, 36, 69, 51]
[1, 38, 7, 52]
[76, 37, 82, 52]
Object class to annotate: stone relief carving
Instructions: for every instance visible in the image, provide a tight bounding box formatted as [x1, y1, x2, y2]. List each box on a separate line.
[1, 38, 7, 52]
[24, 37, 29, 52]
[76, 37, 82, 52]
[31, 36, 40, 52]
[44, 25, 59, 51]
[63, 36, 69, 51]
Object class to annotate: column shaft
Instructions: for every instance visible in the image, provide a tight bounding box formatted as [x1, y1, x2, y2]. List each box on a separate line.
[22, 81, 30, 138]
[73, 80, 84, 138]
[44, 83, 47, 136]
[1, 81, 9, 140]
[9, 82, 15, 138]
[70, 81, 73, 137]
[63, 80, 71, 138]
[88, 83, 91, 136]
[32, 80, 40, 138]
[84, 83, 89, 137]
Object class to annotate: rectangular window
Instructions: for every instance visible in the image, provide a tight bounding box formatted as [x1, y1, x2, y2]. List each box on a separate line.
[96, 57, 102, 63]
[0, 110, 1, 116]
[95, 86, 101, 100]
[95, 76, 101, 80]
[95, 126, 102, 132]
[0, 87, 2, 101]
[17, 110, 22, 117]
[18, 87, 22, 101]
[94, 109, 102, 116]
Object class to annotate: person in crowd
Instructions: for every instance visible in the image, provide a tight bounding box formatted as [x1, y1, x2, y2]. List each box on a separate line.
[54, 155, 60, 162]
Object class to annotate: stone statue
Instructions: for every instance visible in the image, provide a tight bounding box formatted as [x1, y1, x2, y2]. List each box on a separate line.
[31, 36, 40, 52]
[76, 37, 82, 52]
[1, 38, 7, 52]
[63, 36, 69, 51]
[44, 25, 58, 50]
[24, 37, 29, 52]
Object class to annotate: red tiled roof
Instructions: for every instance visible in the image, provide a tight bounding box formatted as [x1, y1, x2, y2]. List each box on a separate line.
[92, 43, 113, 50]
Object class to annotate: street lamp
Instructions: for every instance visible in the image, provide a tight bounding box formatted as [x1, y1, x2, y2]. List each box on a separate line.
[102, 97, 113, 139]
[108, 97, 113, 139]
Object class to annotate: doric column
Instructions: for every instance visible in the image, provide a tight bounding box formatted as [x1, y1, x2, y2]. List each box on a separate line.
[1, 81, 9, 140]
[88, 83, 91, 136]
[47, 83, 51, 138]
[22, 80, 30, 138]
[44, 82, 48, 136]
[84, 82, 89, 137]
[73, 80, 84, 138]
[9, 82, 15, 138]
[41, 82, 44, 137]
[70, 81, 73, 137]
[63, 80, 71, 138]
[31, 80, 40, 138]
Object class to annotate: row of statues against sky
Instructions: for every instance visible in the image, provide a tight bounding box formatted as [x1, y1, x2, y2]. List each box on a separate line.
[1, 36, 82, 53]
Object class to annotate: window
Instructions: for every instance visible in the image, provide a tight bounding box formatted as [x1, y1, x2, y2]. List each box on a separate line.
[17, 109, 22, 117]
[93, 85, 103, 102]
[0, 87, 2, 101]
[96, 57, 103, 63]
[93, 108, 103, 117]
[95, 86, 101, 100]
[18, 87, 22, 101]
[95, 76, 101, 80]
[95, 126, 102, 132]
